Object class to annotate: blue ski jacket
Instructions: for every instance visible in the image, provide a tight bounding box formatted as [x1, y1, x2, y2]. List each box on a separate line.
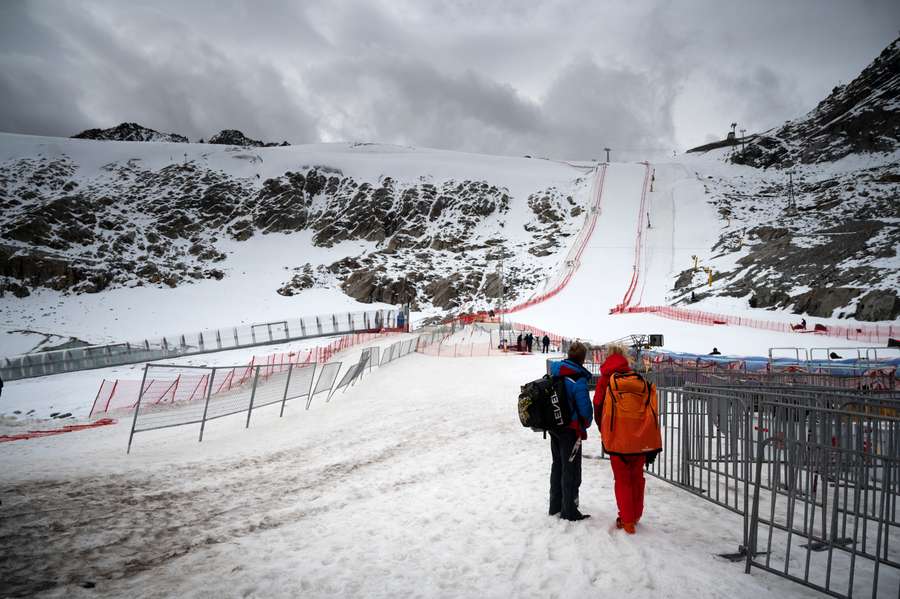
[550, 359, 594, 439]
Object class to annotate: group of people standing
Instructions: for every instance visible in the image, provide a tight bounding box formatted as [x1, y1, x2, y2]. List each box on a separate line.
[515, 332, 551, 353]
[546, 342, 659, 533]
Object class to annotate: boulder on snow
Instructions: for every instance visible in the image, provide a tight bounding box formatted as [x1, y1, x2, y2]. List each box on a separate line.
[792, 287, 862, 318]
[854, 289, 899, 321]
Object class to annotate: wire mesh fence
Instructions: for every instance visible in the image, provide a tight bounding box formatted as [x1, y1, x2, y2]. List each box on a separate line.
[127, 361, 339, 452]
[126, 335, 422, 452]
[91, 331, 395, 417]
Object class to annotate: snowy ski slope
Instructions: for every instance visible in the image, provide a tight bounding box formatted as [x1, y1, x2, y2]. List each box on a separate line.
[513, 159, 890, 354]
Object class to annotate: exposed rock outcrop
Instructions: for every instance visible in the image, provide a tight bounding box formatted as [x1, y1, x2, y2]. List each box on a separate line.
[207, 129, 289, 147]
[72, 122, 188, 143]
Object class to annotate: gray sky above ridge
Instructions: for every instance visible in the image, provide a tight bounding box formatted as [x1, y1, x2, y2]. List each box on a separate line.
[0, 0, 898, 160]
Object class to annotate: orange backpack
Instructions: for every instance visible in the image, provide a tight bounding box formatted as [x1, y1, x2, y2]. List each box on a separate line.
[600, 371, 662, 455]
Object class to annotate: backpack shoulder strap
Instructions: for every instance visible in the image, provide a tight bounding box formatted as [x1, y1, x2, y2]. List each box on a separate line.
[564, 376, 584, 422]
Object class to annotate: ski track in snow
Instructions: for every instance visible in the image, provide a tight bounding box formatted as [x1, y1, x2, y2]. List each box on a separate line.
[2, 355, 824, 599]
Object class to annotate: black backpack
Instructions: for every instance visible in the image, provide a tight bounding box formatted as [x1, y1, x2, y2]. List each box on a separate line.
[518, 374, 580, 433]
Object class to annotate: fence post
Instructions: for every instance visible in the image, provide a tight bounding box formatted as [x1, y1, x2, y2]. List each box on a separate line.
[198, 367, 217, 442]
[104, 379, 120, 413]
[89, 380, 105, 419]
[245, 366, 261, 428]
[126, 364, 150, 454]
[280, 363, 294, 418]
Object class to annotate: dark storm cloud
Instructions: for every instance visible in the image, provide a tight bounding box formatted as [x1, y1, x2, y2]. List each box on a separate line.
[1, 0, 898, 157]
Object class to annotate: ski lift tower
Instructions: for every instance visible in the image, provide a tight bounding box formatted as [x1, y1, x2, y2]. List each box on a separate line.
[785, 168, 797, 215]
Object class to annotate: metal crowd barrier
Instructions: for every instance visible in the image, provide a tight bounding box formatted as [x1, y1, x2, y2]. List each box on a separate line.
[126, 335, 422, 453]
[126, 361, 339, 453]
[643, 382, 899, 598]
[2, 309, 400, 381]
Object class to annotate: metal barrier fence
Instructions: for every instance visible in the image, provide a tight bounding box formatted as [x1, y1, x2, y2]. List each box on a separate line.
[648, 367, 898, 392]
[2, 308, 401, 381]
[641, 382, 899, 598]
[91, 331, 395, 417]
[126, 336, 421, 452]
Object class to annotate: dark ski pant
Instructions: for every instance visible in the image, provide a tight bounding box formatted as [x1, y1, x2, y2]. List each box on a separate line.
[549, 428, 582, 518]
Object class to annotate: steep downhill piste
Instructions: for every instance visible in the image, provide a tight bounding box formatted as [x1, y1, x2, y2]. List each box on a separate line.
[508, 160, 889, 352]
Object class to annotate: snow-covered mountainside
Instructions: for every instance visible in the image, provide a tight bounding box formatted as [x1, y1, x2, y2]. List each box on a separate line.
[0, 136, 592, 347]
[682, 36, 900, 321]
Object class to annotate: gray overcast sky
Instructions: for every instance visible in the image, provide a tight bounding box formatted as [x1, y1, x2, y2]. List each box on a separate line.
[1, 0, 898, 159]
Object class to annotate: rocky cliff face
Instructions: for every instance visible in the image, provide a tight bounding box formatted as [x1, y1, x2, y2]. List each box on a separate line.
[72, 122, 189, 144]
[674, 163, 900, 320]
[677, 38, 900, 321]
[732, 37, 900, 168]
[0, 152, 587, 312]
[206, 129, 289, 147]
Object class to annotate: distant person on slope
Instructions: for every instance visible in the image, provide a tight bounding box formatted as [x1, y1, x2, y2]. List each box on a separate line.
[542, 334, 550, 353]
[525, 332, 534, 352]
[516, 333, 523, 352]
[548, 341, 593, 521]
[594, 345, 661, 534]
[709, 347, 721, 355]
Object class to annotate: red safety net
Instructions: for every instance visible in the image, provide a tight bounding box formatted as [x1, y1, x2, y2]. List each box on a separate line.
[419, 320, 570, 358]
[613, 162, 652, 312]
[90, 330, 403, 417]
[618, 305, 894, 344]
[0, 418, 117, 443]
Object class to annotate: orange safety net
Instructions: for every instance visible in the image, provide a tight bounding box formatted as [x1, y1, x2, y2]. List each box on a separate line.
[0, 418, 117, 443]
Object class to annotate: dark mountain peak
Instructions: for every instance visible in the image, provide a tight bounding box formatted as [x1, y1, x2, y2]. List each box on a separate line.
[72, 122, 188, 143]
[206, 129, 290, 147]
[730, 35, 900, 168]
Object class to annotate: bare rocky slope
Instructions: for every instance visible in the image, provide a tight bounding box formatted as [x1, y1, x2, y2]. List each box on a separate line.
[0, 146, 587, 312]
[682, 36, 900, 321]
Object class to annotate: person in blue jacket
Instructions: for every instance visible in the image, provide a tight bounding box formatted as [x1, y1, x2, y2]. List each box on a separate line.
[548, 341, 594, 521]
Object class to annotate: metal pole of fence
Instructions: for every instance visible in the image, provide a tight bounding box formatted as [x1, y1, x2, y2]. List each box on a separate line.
[126, 364, 150, 454]
[280, 363, 294, 418]
[246, 366, 261, 428]
[198, 367, 216, 442]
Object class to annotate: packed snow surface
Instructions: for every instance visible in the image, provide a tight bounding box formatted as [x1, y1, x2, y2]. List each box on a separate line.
[2, 353, 825, 599]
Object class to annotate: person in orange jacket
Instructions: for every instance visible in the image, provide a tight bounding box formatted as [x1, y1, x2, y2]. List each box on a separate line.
[594, 345, 648, 534]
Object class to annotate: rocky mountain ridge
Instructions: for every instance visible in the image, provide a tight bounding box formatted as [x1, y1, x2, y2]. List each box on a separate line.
[72, 122, 188, 144]
[732, 36, 900, 168]
[677, 36, 900, 321]
[71, 122, 290, 147]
